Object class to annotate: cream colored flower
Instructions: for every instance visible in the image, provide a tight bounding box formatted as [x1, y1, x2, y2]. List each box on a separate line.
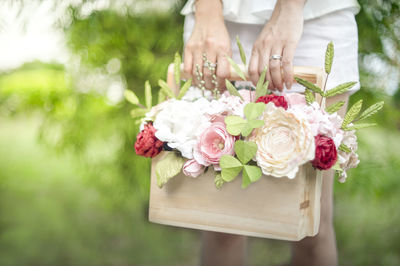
[338, 129, 360, 183]
[250, 103, 315, 179]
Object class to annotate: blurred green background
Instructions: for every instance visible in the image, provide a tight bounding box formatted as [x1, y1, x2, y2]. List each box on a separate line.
[0, 0, 399, 265]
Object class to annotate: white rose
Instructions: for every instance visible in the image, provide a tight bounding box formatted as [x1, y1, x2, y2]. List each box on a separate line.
[250, 103, 315, 179]
[338, 129, 360, 183]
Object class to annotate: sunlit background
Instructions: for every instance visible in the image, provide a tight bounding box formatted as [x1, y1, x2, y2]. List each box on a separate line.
[0, 0, 399, 265]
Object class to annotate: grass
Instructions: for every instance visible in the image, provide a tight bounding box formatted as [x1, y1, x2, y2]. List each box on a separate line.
[0, 115, 399, 266]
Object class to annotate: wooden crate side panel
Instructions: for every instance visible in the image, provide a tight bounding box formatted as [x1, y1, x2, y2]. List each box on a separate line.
[149, 152, 320, 241]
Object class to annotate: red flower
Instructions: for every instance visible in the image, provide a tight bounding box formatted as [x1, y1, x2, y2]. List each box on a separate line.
[312, 135, 337, 170]
[256, 94, 288, 110]
[134, 123, 163, 158]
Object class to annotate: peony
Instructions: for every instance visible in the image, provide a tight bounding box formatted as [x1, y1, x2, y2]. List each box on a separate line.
[289, 102, 344, 147]
[256, 94, 288, 110]
[153, 98, 211, 159]
[250, 103, 315, 179]
[217, 89, 254, 118]
[193, 122, 235, 170]
[338, 130, 359, 182]
[283, 92, 306, 108]
[134, 123, 163, 158]
[182, 159, 205, 178]
[312, 134, 338, 170]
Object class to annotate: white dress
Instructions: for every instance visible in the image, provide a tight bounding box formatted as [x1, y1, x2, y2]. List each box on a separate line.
[181, 0, 361, 93]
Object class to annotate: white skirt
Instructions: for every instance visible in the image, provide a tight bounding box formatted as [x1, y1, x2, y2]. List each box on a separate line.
[183, 8, 360, 94]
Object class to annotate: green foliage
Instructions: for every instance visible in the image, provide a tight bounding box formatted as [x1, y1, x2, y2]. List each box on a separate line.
[236, 35, 247, 65]
[225, 79, 244, 100]
[325, 82, 357, 97]
[214, 173, 225, 189]
[326, 101, 345, 114]
[356, 101, 384, 122]
[174, 52, 181, 86]
[342, 100, 363, 128]
[144, 81, 152, 109]
[177, 78, 192, 99]
[155, 152, 185, 188]
[294, 76, 324, 95]
[256, 67, 268, 98]
[304, 89, 315, 104]
[219, 140, 261, 188]
[345, 123, 377, 130]
[339, 143, 352, 153]
[158, 79, 175, 99]
[225, 102, 266, 137]
[227, 57, 246, 80]
[325, 41, 334, 74]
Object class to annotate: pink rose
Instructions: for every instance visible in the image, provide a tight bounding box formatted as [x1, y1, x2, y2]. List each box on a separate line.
[283, 92, 306, 108]
[193, 122, 235, 169]
[182, 159, 205, 178]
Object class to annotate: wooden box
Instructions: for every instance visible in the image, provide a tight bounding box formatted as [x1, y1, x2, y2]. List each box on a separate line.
[148, 65, 325, 241]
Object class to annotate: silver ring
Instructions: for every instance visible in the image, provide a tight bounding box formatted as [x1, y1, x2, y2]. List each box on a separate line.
[270, 54, 282, 60]
[203, 62, 217, 68]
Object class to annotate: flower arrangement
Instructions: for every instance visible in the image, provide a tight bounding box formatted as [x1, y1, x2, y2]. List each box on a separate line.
[126, 41, 383, 189]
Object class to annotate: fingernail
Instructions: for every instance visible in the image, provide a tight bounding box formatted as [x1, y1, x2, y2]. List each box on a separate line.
[285, 81, 292, 90]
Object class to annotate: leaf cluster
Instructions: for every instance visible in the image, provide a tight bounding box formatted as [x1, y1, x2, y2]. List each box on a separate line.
[219, 140, 262, 189]
[225, 102, 266, 137]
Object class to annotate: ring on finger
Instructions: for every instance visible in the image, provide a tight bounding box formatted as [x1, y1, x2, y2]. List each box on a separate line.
[269, 54, 282, 61]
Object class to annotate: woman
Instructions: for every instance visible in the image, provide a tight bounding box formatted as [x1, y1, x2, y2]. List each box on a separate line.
[181, 0, 360, 265]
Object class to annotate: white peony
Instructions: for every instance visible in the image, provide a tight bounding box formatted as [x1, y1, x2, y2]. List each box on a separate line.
[250, 103, 315, 179]
[338, 129, 360, 183]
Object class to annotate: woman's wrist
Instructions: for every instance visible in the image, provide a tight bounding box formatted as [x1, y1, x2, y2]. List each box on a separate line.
[194, 0, 224, 22]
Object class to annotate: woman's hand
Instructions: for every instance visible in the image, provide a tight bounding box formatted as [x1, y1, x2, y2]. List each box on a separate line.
[249, 0, 306, 91]
[183, 0, 231, 89]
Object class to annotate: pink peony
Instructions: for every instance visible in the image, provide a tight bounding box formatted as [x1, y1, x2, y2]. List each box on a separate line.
[283, 92, 307, 108]
[193, 122, 235, 170]
[182, 159, 205, 178]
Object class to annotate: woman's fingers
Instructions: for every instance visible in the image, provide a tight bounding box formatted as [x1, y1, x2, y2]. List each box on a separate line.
[282, 43, 296, 90]
[183, 47, 193, 78]
[269, 46, 284, 91]
[249, 48, 260, 86]
[216, 53, 230, 90]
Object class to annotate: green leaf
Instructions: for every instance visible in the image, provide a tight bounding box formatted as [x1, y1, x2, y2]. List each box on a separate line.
[326, 101, 345, 114]
[338, 143, 351, 153]
[240, 124, 254, 137]
[225, 116, 246, 136]
[214, 174, 225, 189]
[342, 99, 363, 127]
[256, 66, 268, 98]
[294, 77, 324, 95]
[220, 155, 243, 182]
[177, 79, 192, 99]
[243, 165, 262, 183]
[124, 90, 139, 105]
[244, 102, 266, 120]
[144, 81, 152, 109]
[325, 41, 334, 74]
[324, 82, 357, 97]
[225, 80, 244, 100]
[331, 161, 343, 171]
[248, 119, 264, 128]
[174, 52, 181, 86]
[234, 140, 258, 164]
[241, 173, 251, 189]
[356, 101, 384, 122]
[227, 57, 246, 81]
[130, 108, 148, 118]
[236, 36, 246, 65]
[345, 123, 377, 130]
[304, 89, 315, 105]
[155, 152, 185, 188]
[158, 89, 167, 104]
[158, 79, 175, 98]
